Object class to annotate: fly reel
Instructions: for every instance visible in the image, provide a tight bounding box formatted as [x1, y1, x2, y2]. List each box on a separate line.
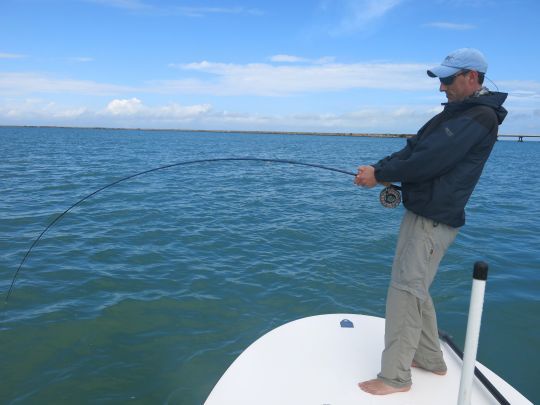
[379, 185, 402, 208]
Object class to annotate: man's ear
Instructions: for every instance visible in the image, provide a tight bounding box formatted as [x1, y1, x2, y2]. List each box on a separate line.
[468, 70, 479, 85]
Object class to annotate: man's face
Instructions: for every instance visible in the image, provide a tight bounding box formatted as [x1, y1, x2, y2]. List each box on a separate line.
[439, 71, 478, 102]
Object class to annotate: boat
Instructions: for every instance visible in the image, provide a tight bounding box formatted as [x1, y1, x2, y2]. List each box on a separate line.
[204, 313, 532, 404]
[205, 263, 533, 404]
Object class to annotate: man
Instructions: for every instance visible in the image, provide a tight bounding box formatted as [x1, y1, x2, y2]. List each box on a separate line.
[354, 48, 507, 395]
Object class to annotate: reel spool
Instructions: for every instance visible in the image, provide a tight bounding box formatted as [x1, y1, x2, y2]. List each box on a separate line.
[379, 185, 402, 208]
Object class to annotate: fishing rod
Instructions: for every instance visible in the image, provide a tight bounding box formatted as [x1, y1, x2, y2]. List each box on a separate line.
[4, 157, 402, 302]
[3, 157, 511, 403]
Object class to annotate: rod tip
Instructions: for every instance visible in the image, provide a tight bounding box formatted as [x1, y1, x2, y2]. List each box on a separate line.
[473, 261, 489, 280]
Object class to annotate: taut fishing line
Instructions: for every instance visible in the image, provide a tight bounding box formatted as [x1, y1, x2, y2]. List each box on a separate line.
[4, 157, 401, 302]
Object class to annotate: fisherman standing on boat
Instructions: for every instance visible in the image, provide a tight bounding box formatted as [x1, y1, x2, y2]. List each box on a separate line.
[354, 48, 507, 395]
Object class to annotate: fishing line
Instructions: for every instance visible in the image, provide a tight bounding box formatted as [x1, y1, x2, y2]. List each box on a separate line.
[5, 157, 401, 302]
[3, 158, 511, 403]
[485, 75, 499, 92]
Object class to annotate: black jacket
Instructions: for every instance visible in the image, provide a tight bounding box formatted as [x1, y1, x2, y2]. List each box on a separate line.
[373, 91, 508, 227]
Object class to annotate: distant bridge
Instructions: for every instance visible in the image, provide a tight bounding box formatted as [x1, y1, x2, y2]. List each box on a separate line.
[498, 135, 540, 142]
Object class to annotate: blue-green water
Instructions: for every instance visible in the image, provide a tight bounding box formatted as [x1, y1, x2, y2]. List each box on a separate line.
[1, 126, 538, 404]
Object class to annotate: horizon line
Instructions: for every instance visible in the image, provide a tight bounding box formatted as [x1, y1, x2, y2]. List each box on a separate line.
[1, 125, 538, 138]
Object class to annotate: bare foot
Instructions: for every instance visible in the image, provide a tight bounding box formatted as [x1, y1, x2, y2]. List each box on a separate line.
[358, 379, 411, 395]
[411, 360, 447, 375]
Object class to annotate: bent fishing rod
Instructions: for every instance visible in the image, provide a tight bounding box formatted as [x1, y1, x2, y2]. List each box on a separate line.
[4, 157, 402, 302]
[3, 157, 512, 404]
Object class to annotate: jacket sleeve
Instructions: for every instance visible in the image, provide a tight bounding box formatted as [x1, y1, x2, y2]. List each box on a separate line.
[373, 135, 418, 169]
[373, 109, 496, 183]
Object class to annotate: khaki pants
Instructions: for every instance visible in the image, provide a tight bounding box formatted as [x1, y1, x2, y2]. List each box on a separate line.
[378, 210, 459, 388]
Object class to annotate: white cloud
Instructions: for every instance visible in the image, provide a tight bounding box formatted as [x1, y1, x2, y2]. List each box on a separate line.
[168, 60, 433, 95]
[85, 0, 151, 10]
[103, 98, 212, 120]
[0, 72, 134, 96]
[0, 52, 27, 59]
[152, 103, 212, 118]
[269, 55, 336, 64]
[0, 60, 433, 100]
[0, 95, 427, 132]
[326, 0, 403, 35]
[424, 22, 476, 30]
[188, 104, 441, 134]
[86, 0, 263, 17]
[270, 54, 309, 63]
[0, 98, 88, 120]
[290, 105, 438, 132]
[0, 97, 212, 128]
[4, 62, 540, 103]
[106, 98, 143, 115]
[1, 95, 538, 135]
[1, 59, 538, 134]
[499, 80, 540, 98]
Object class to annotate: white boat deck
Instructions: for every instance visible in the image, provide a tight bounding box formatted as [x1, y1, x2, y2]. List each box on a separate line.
[205, 313, 532, 405]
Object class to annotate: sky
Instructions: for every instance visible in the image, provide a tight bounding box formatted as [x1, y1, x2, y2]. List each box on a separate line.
[1, 0, 539, 135]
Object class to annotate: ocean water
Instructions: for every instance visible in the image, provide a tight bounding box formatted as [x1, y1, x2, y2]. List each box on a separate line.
[0, 126, 538, 404]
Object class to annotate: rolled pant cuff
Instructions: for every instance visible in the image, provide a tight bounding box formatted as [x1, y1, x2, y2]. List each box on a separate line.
[414, 359, 447, 373]
[376, 373, 412, 389]
[413, 351, 447, 373]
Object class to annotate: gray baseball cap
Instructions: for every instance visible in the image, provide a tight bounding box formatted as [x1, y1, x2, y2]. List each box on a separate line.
[427, 48, 488, 78]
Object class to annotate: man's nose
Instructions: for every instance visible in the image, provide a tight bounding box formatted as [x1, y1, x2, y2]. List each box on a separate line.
[440, 82, 447, 92]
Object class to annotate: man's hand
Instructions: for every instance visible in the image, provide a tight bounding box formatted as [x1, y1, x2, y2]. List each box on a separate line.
[354, 165, 378, 188]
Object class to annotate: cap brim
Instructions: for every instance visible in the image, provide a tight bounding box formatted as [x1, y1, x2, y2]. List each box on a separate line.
[427, 65, 461, 78]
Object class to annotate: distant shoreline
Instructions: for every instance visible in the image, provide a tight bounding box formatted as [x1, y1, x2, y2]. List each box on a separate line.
[1, 124, 413, 138]
[1, 125, 538, 139]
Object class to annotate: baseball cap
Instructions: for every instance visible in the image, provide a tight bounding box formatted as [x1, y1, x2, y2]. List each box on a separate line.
[427, 48, 488, 78]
